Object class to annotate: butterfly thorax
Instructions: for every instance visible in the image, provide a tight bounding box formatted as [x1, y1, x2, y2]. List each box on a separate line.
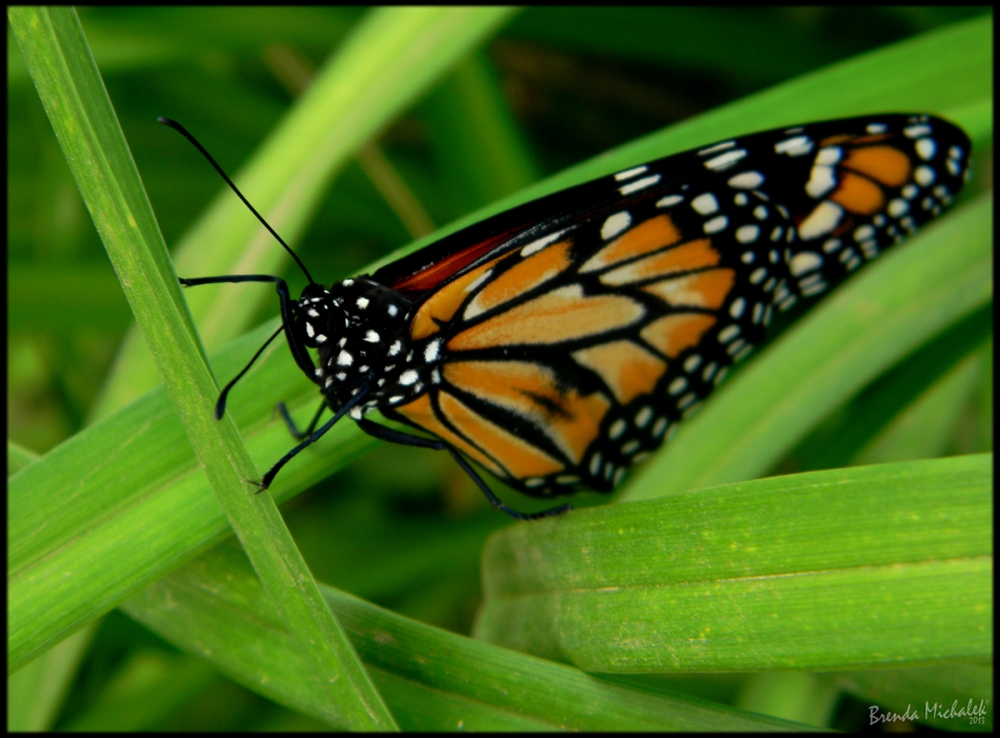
[298, 277, 417, 413]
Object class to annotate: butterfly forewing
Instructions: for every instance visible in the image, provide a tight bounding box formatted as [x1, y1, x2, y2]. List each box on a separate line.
[378, 114, 971, 497]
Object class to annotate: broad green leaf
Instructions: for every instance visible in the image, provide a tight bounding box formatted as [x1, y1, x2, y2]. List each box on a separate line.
[477, 455, 992, 672]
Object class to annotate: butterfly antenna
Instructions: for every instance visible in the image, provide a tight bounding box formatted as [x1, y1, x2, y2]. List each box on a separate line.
[157, 117, 316, 285]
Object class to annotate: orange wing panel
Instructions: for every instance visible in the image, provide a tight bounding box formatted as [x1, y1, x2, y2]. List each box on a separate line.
[580, 215, 683, 273]
[437, 391, 565, 479]
[443, 360, 611, 465]
[463, 240, 573, 320]
[642, 268, 736, 310]
[640, 313, 717, 358]
[410, 255, 503, 340]
[394, 393, 504, 477]
[600, 239, 721, 286]
[571, 340, 666, 405]
[842, 145, 911, 186]
[448, 284, 645, 350]
[830, 171, 884, 215]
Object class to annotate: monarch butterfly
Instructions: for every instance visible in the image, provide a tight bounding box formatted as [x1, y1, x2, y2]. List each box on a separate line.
[163, 114, 971, 520]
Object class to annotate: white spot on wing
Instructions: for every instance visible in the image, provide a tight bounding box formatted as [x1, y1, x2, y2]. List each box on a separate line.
[887, 198, 909, 217]
[904, 124, 932, 138]
[717, 324, 740, 343]
[805, 165, 836, 198]
[797, 201, 844, 240]
[703, 215, 728, 234]
[775, 135, 813, 157]
[727, 170, 764, 189]
[614, 165, 648, 181]
[677, 392, 698, 410]
[789, 251, 823, 276]
[691, 193, 719, 215]
[816, 146, 842, 165]
[619, 174, 662, 195]
[854, 224, 875, 242]
[520, 229, 567, 257]
[704, 149, 747, 171]
[601, 211, 631, 240]
[729, 296, 746, 318]
[699, 140, 735, 155]
[736, 224, 759, 244]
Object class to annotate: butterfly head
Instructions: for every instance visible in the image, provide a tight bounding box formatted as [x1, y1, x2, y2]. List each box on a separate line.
[297, 277, 416, 411]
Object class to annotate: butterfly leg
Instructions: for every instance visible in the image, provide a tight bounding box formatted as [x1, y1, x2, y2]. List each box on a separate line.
[276, 399, 327, 441]
[254, 380, 370, 490]
[355, 418, 573, 521]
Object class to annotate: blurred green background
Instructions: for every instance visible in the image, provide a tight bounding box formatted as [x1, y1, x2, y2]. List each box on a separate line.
[8, 7, 990, 731]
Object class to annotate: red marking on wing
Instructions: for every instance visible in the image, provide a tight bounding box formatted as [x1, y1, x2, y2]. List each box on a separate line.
[387, 230, 518, 297]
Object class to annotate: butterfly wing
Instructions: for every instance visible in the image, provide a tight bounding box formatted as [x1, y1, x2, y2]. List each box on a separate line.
[378, 114, 971, 497]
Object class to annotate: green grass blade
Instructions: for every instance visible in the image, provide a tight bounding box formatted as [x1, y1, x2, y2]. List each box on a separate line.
[788, 307, 992, 471]
[852, 345, 990, 465]
[476, 455, 992, 672]
[9, 8, 396, 728]
[122, 540, 808, 731]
